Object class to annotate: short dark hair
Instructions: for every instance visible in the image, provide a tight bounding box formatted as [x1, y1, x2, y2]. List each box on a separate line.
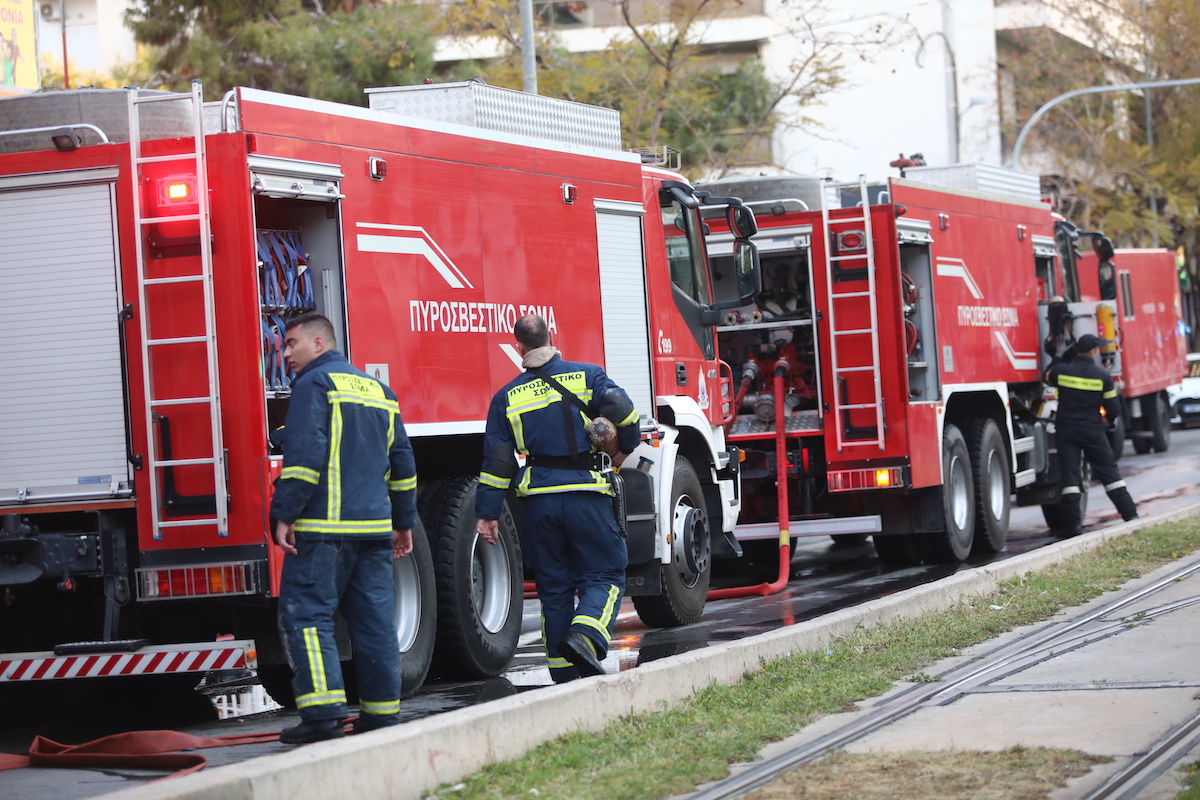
[286, 312, 337, 347]
[514, 314, 550, 349]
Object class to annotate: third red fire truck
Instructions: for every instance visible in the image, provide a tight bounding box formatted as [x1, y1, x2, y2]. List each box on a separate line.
[699, 166, 1186, 566]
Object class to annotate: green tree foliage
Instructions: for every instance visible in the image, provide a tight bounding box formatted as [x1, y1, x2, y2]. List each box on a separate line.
[124, 0, 437, 103]
[1003, 0, 1200, 249]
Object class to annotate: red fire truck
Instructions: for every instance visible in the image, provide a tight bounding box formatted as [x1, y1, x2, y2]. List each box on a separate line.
[698, 167, 1186, 566]
[0, 82, 760, 697]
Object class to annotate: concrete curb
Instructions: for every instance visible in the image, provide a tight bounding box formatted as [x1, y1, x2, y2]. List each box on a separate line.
[104, 502, 1200, 800]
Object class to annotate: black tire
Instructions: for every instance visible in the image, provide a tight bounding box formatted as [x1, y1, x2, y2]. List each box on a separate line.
[1132, 433, 1152, 455]
[422, 477, 522, 680]
[925, 423, 974, 563]
[393, 516, 437, 697]
[872, 533, 926, 566]
[1150, 393, 1171, 453]
[969, 418, 1010, 555]
[830, 533, 870, 546]
[633, 457, 712, 628]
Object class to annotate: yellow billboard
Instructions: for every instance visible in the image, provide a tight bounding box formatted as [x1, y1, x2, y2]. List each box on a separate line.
[0, 0, 35, 95]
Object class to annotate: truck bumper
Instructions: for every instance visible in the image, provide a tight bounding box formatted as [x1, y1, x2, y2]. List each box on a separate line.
[0, 639, 256, 682]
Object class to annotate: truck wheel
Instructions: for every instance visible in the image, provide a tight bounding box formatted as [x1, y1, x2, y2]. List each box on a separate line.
[925, 423, 974, 563]
[633, 457, 711, 627]
[423, 477, 522, 680]
[1149, 393, 1171, 453]
[872, 533, 926, 566]
[393, 516, 437, 698]
[969, 418, 1010, 555]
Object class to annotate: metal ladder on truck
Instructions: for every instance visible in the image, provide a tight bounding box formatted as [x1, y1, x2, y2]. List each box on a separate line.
[129, 81, 228, 540]
[821, 176, 885, 452]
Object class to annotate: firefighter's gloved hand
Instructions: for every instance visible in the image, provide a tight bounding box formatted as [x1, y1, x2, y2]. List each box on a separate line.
[1063, 345, 1078, 361]
[1044, 338, 1057, 358]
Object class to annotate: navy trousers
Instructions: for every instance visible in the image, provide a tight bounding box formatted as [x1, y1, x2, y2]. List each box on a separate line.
[1057, 425, 1122, 489]
[278, 537, 401, 721]
[523, 492, 627, 683]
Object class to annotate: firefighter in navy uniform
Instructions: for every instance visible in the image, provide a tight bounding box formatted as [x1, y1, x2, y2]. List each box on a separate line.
[475, 315, 639, 683]
[1044, 333, 1139, 537]
[270, 313, 418, 744]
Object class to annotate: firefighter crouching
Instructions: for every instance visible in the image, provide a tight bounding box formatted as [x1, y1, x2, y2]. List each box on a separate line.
[1044, 332, 1139, 537]
[475, 314, 639, 683]
[270, 313, 418, 743]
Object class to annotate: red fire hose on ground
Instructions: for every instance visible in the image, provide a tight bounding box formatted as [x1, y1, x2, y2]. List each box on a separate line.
[707, 366, 791, 600]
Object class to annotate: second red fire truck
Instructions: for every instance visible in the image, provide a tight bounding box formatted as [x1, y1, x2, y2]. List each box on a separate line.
[699, 166, 1186, 566]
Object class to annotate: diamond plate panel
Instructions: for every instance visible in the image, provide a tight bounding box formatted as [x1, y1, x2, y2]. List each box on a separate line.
[728, 410, 823, 436]
[366, 82, 622, 151]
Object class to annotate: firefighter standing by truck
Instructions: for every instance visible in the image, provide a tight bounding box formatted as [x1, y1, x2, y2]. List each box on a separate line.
[475, 315, 639, 682]
[270, 313, 418, 744]
[1044, 333, 1140, 537]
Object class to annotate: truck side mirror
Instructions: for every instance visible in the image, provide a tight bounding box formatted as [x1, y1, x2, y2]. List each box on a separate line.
[1093, 235, 1115, 261]
[727, 204, 758, 239]
[734, 239, 761, 302]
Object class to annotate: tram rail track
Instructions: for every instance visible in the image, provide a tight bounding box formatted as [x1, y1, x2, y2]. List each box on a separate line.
[690, 557, 1200, 800]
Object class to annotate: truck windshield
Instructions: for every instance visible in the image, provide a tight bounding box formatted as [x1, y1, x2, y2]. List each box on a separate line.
[663, 199, 709, 303]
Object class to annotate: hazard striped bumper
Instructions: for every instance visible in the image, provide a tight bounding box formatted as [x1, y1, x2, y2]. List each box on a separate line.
[0, 640, 257, 682]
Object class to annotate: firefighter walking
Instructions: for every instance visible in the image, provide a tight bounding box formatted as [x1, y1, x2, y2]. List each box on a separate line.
[270, 313, 418, 743]
[1045, 333, 1139, 537]
[475, 315, 639, 682]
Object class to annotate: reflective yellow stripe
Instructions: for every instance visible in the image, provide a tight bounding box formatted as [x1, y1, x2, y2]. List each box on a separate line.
[506, 371, 590, 409]
[573, 585, 620, 644]
[295, 518, 394, 534]
[615, 408, 639, 427]
[281, 466, 320, 484]
[547, 658, 574, 671]
[517, 472, 612, 497]
[1058, 374, 1105, 392]
[389, 475, 417, 492]
[328, 403, 343, 520]
[329, 372, 386, 399]
[296, 690, 347, 709]
[359, 699, 401, 715]
[328, 392, 400, 413]
[303, 627, 327, 693]
[1103, 389, 1117, 399]
[479, 472, 511, 490]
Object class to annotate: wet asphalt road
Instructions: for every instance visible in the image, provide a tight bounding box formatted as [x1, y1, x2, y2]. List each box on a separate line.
[2, 428, 1198, 799]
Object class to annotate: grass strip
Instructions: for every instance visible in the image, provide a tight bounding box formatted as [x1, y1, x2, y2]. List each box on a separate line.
[431, 518, 1200, 800]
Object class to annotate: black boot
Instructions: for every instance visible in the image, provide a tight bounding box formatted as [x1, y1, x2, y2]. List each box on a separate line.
[279, 718, 345, 744]
[558, 630, 605, 677]
[1107, 486, 1139, 521]
[1055, 492, 1083, 538]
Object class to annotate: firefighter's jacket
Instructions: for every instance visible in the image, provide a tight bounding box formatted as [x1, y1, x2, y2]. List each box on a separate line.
[270, 350, 417, 539]
[476, 355, 638, 521]
[1044, 353, 1121, 435]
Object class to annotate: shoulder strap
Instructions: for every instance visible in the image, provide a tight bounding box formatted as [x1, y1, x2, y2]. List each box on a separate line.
[528, 366, 590, 467]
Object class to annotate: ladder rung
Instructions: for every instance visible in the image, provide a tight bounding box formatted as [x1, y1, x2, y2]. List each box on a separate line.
[133, 93, 191, 105]
[148, 336, 209, 346]
[841, 440, 882, 447]
[154, 457, 216, 467]
[140, 212, 200, 225]
[834, 328, 874, 336]
[151, 396, 214, 408]
[829, 254, 867, 262]
[136, 153, 199, 165]
[157, 519, 220, 529]
[145, 275, 205, 286]
[831, 291, 872, 299]
[841, 403, 880, 410]
[835, 366, 877, 374]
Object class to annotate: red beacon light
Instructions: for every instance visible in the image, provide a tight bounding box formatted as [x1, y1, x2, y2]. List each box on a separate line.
[837, 230, 866, 251]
